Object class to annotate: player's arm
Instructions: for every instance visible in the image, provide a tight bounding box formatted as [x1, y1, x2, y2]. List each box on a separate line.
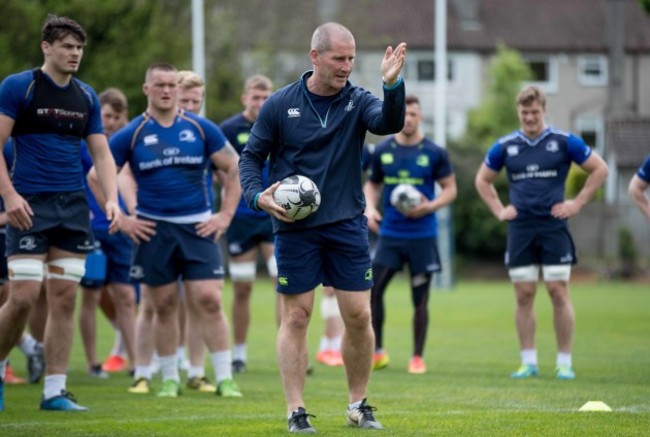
[475, 163, 516, 221]
[86, 133, 121, 233]
[0, 114, 33, 230]
[196, 142, 241, 239]
[405, 174, 457, 219]
[363, 180, 383, 234]
[551, 152, 609, 219]
[117, 163, 138, 215]
[628, 175, 650, 219]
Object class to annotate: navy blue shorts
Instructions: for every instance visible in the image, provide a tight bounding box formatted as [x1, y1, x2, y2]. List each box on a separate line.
[130, 218, 224, 286]
[5, 191, 94, 257]
[274, 215, 372, 294]
[373, 236, 441, 275]
[226, 214, 273, 256]
[0, 231, 7, 284]
[505, 219, 577, 267]
[81, 228, 135, 288]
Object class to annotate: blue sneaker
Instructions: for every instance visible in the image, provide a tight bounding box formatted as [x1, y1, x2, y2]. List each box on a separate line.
[40, 390, 88, 411]
[555, 366, 576, 380]
[511, 364, 538, 379]
[1, 377, 4, 412]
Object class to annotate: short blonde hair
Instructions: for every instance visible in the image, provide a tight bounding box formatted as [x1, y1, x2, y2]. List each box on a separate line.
[177, 70, 205, 90]
[244, 74, 273, 93]
[516, 86, 546, 109]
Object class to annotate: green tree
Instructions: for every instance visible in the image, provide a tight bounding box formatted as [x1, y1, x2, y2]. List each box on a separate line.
[449, 44, 531, 260]
[640, 0, 650, 14]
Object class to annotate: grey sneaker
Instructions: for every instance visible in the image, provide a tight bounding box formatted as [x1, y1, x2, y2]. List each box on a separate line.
[288, 407, 316, 434]
[27, 343, 45, 384]
[347, 398, 383, 429]
[88, 364, 109, 379]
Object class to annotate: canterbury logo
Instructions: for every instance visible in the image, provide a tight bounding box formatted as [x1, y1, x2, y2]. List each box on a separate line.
[287, 108, 300, 118]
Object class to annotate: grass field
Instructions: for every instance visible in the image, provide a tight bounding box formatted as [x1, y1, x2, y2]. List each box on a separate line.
[1, 277, 649, 436]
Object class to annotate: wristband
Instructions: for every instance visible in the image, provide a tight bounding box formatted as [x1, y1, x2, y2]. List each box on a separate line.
[382, 75, 403, 90]
[253, 192, 262, 211]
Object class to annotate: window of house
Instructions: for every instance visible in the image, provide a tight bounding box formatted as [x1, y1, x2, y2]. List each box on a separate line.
[575, 116, 604, 155]
[524, 56, 558, 93]
[416, 59, 454, 82]
[578, 56, 608, 86]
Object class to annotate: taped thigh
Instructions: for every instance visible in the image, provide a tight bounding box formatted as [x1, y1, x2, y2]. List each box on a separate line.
[320, 295, 340, 320]
[542, 264, 571, 282]
[508, 265, 539, 283]
[228, 261, 257, 282]
[266, 255, 278, 277]
[8, 258, 45, 282]
[47, 257, 86, 283]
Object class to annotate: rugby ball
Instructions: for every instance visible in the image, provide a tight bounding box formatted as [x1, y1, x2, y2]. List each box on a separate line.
[273, 175, 321, 220]
[390, 184, 422, 213]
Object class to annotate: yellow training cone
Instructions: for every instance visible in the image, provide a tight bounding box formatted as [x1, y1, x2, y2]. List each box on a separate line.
[579, 401, 612, 412]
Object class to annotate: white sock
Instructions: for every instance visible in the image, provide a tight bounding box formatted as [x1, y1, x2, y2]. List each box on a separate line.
[0, 358, 7, 379]
[210, 350, 232, 383]
[43, 374, 66, 400]
[134, 365, 153, 380]
[556, 352, 572, 368]
[159, 354, 180, 383]
[176, 346, 186, 362]
[233, 344, 247, 362]
[348, 399, 362, 411]
[18, 334, 38, 357]
[521, 349, 538, 366]
[318, 337, 329, 352]
[330, 335, 342, 351]
[110, 330, 123, 357]
[187, 366, 205, 379]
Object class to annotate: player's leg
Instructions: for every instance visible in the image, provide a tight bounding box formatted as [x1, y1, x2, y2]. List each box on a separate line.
[183, 295, 212, 392]
[129, 284, 155, 394]
[26, 282, 46, 383]
[108, 282, 137, 372]
[176, 284, 188, 371]
[316, 285, 344, 366]
[78, 285, 107, 378]
[149, 281, 181, 397]
[258, 242, 280, 326]
[228, 247, 258, 372]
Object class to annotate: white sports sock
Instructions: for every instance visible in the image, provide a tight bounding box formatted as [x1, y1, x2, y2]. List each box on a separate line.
[556, 352, 572, 368]
[176, 346, 186, 362]
[134, 365, 153, 380]
[330, 335, 342, 351]
[0, 358, 7, 379]
[187, 366, 205, 379]
[159, 354, 180, 383]
[348, 399, 362, 411]
[210, 350, 232, 383]
[521, 349, 538, 366]
[318, 337, 329, 352]
[43, 374, 66, 400]
[18, 334, 38, 357]
[110, 330, 123, 357]
[233, 343, 247, 361]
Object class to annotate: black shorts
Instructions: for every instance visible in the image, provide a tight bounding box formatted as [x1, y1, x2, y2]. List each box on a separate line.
[0, 231, 7, 284]
[226, 214, 274, 256]
[5, 191, 94, 257]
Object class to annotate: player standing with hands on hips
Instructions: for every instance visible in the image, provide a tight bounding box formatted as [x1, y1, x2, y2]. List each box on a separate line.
[239, 22, 406, 433]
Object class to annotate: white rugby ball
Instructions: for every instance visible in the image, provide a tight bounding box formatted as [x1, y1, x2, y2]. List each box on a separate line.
[273, 175, 321, 220]
[390, 184, 422, 213]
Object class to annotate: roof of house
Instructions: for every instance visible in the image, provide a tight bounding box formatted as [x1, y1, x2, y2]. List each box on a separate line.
[607, 117, 650, 167]
[362, 0, 650, 53]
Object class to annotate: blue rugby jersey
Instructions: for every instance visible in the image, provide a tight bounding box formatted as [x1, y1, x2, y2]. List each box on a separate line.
[239, 71, 405, 231]
[636, 154, 650, 183]
[367, 137, 453, 239]
[220, 112, 269, 219]
[0, 69, 103, 194]
[109, 109, 227, 218]
[484, 127, 592, 221]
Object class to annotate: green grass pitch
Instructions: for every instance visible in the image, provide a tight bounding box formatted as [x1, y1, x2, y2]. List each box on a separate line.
[1, 277, 648, 435]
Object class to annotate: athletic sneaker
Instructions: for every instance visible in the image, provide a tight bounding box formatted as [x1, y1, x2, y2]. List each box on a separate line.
[186, 376, 216, 393]
[157, 379, 181, 398]
[287, 407, 316, 434]
[372, 351, 390, 370]
[231, 359, 247, 374]
[128, 378, 151, 394]
[316, 350, 344, 367]
[102, 354, 126, 373]
[408, 355, 426, 374]
[27, 343, 45, 384]
[5, 364, 27, 384]
[216, 379, 243, 397]
[88, 364, 109, 379]
[347, 398, 383, 429]
[511, 364, 539, 379]
[40, 390, 88, 411]
[555, 366, 576, 380]
[0, 377, 4, 411]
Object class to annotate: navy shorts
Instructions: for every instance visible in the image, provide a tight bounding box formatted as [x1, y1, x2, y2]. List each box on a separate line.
[373, 236, 441, 275]
[130, 218, 224, 286]
[226, 214, 273, 256]
[274, 215, 372, 294]
[81, 228, 135, 288]
[505, 219, 577, 267]
[0, 231, 7, 284]
[5, 191, 94, 257]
